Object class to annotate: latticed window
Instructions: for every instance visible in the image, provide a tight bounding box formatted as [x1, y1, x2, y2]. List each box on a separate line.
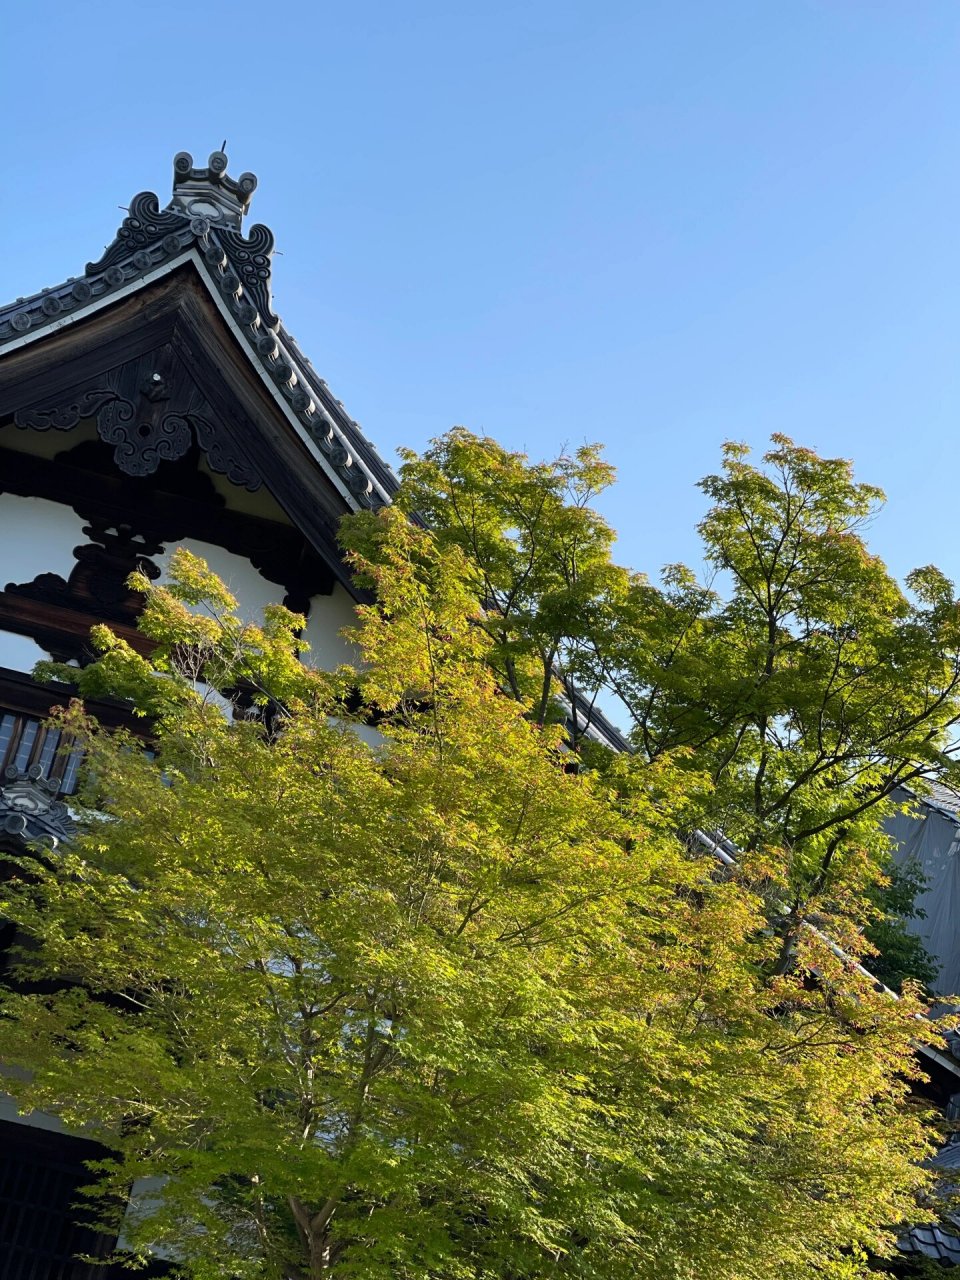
[0, 667, 150, 806]
[0, 1119, 114, 1279]
[0, 710, 82, 794]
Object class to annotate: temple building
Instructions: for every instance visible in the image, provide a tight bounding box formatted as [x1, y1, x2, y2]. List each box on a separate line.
[0, 149, 955, 1278]
[0, 149, 403, 1278]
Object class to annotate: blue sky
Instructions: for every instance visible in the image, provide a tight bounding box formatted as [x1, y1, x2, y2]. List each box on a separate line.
[3, 2, 959, 585]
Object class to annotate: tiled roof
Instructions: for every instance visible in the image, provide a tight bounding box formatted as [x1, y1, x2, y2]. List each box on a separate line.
[901, 1139, 960, 1265]
[0, 150, 398, 511]
[901, 1223, 960, 1265]
[903, 779, 960, 821]
[922, 780, 960, 819]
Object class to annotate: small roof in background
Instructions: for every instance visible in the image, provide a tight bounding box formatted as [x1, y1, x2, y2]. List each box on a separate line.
[902, 779, 960, 822]
[900, 1138, 960, 1264]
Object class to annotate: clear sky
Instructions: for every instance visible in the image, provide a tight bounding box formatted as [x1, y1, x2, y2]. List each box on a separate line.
[3, 1, 959, 586]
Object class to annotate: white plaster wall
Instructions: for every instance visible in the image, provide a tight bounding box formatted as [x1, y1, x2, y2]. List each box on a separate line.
[0, 493, 88, 587]
[349, 720, 386, 749]
[116, 1177, 176, 1260]
[303, 583, 361, 671]
[0, 1093, 67, 1135]
[153, 536, 371, 698]
[157, 541, 360, 673]
[0, 504, 363, 682]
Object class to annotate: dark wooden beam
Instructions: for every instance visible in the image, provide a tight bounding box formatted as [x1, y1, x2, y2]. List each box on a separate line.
[0, 279, 181, 417]
[170, 282, 354, 571]
[0, 444, 337, 601]
[0, 665, 143, 730]
[0, 593, 152, 662]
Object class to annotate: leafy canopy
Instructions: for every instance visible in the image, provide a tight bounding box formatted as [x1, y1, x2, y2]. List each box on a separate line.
[367, 430, 960, 982]
[0, 439, 955, 1279]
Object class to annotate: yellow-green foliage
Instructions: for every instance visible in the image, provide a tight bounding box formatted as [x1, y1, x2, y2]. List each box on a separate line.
[0, 454, 952, 1280]
[355, 432, 960, 981]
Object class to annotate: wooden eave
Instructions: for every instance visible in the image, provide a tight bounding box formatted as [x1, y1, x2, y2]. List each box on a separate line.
[0, 262, 366, 594]
[0, 153, 398, 599]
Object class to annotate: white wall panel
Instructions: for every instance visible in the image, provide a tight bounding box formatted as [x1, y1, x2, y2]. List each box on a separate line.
[156, 542, 361, 673]
[303, 584, 360, 671]
[155, 540, 279, 626]
[0, 494, 88, 587]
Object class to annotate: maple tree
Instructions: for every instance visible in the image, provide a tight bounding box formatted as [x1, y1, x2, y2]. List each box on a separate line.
[0, 435, 957, 1277]
[385, 431, 960, 978]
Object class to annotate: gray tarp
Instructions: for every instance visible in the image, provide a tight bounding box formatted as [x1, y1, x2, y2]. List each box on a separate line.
[887, 798, 960, 996]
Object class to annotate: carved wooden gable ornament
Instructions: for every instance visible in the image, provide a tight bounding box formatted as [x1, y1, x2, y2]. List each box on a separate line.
[0, 150, 398, 535]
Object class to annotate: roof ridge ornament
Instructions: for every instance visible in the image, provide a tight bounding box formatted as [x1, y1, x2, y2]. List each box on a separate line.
[170, 149, 258, 230]
[0, 766, 77, 848]
[82, 149, 277, 327]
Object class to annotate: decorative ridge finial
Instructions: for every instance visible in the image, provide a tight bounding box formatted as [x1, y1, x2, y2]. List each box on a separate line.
[169, 149, 258, 230]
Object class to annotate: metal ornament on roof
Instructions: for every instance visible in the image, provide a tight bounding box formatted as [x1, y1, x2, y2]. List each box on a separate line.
[169, 149, 257, 229]
[0, 150, 279, 347]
